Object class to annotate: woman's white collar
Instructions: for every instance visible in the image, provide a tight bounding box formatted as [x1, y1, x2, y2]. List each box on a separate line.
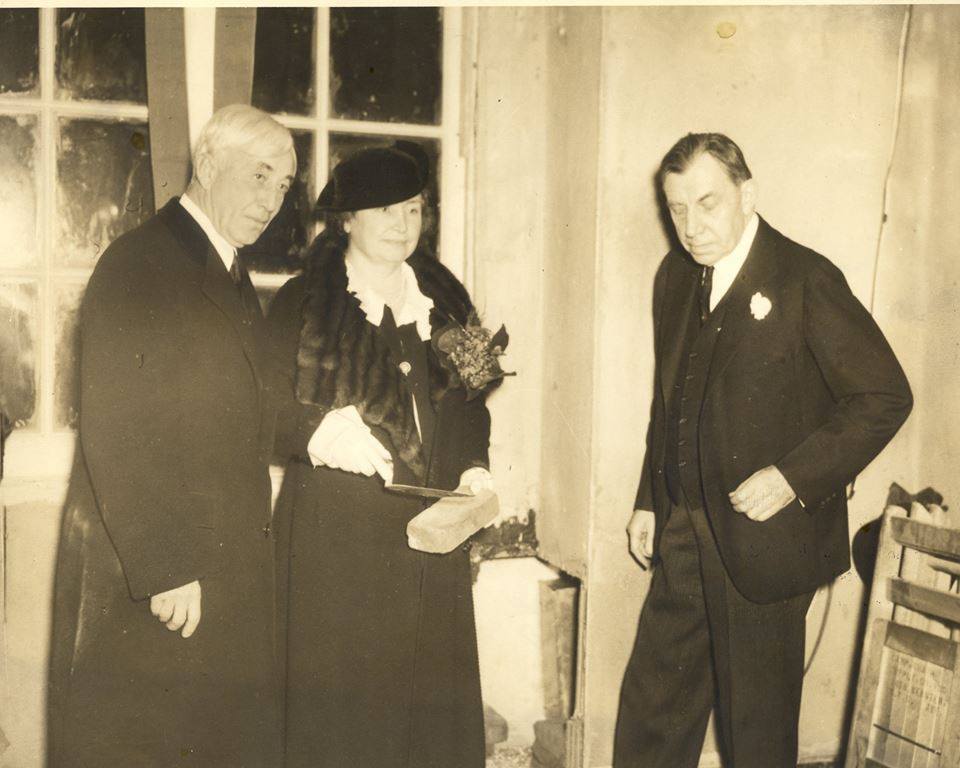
[345, 258, 434, 341]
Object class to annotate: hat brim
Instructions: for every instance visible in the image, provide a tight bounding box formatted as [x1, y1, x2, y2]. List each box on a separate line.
[316, 144, 429, 213]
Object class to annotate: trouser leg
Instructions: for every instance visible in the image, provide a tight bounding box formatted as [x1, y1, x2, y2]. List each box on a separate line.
[687, 506, 815, 768]
[613, 504, 716, 768]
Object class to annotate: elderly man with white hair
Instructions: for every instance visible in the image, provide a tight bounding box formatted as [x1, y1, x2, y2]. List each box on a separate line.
[48, 104, 298, 767]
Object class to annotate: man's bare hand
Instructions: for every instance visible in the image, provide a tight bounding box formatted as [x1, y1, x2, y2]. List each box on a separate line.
[150, 580, 202, 638]
[627, 509, 656, 569]
[729, 465, 796, 522]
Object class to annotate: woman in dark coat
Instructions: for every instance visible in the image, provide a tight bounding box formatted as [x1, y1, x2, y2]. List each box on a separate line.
[268, 142, 492, 768]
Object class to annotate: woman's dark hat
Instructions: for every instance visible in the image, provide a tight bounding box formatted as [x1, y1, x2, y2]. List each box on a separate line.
[316, 140, 430, 213]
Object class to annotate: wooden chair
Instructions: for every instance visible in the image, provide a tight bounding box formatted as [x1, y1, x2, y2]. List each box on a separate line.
[845, 503, 960, 767]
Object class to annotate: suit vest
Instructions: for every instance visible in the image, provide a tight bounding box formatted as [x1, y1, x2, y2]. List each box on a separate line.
[664, 298, 729, 509]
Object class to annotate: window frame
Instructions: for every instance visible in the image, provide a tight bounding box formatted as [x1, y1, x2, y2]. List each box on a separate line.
[1, 7, 469, 481]
[0, 8, 151, 478]
[249, 6, 467, 294]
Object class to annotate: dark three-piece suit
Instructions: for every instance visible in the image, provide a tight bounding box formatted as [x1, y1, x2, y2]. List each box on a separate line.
[614, 217, 912, 767]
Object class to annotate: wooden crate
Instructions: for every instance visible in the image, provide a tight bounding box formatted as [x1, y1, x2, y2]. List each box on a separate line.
[845, 507, 960, 768]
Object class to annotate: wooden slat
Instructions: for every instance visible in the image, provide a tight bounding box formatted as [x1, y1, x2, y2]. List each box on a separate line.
[884, 652, 913, 767]
[848, 507, 960, 768]
[922, 664, 950, 768]
[892, 517, 960, 560]
[928, 556, 960, 577]
[898, 503, 934, 635]
[845, 618, 891, 768]
[874, 508, 910, 624]
[888, 578, 960, 624]
[885, 622, 958, 670]
[846, 507, 909, 768]
[882, 621, 955, 768]
[941, 642, 960, 764]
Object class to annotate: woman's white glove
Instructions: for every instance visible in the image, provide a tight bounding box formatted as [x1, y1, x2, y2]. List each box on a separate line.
[457, 467, 493, 495]
[307, 405, 394, 483]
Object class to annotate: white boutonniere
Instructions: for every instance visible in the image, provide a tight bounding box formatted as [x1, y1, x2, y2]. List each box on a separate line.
[750, 292, 772, 320]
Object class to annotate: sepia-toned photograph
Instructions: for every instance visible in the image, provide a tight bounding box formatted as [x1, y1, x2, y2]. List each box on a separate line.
[0, 4, 958, 767]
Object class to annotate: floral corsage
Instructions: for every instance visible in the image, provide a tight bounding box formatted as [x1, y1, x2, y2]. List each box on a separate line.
[432, 310, 513, 400]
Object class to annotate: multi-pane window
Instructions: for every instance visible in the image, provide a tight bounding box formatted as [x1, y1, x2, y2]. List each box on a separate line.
[245, 7, 457, 310]
[0, 7, 459, 471]
[0, 9, 153, 447]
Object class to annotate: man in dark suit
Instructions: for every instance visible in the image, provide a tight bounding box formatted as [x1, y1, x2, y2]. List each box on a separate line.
[48, 105, 298, 767]
[613, 133, 912, 768]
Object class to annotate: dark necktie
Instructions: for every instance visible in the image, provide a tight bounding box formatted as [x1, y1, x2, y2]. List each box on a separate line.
[229, 255, 242, 287]
[699, 266, 714, 326]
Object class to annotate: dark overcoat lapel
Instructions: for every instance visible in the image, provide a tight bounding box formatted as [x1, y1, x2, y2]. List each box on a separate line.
[159, 201, 266, 405]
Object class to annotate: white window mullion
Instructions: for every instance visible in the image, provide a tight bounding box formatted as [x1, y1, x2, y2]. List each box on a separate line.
[39, 7, 57, 436]
[315, 5, 331, 228]
[325, 118, 444, 140]
[0, 98, 45, 113]
[43, 101, 148, 121]
[267, 113, 322, 133]
[439, 6, 466, 284]
[183, 8, 217, 149]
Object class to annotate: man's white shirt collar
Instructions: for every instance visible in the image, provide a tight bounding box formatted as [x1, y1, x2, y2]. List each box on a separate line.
[709, 212, 759, 311]
[179, 193, 237, 272]
[345, 257, 435, 341]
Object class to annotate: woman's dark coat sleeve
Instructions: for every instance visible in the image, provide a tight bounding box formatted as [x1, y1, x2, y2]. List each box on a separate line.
[267, 276, 328, 463]
[457, 391, 491, 472]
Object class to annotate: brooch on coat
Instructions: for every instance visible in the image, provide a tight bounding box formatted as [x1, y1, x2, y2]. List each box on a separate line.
[432, 310, 514, 400]
[750, 292, 772, 320]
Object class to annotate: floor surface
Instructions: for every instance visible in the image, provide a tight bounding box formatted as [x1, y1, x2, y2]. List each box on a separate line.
[484, 746, 839, 768]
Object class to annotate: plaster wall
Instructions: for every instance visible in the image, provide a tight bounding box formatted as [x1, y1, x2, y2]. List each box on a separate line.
[871, 5, 960, 512]
[585, 7, 908, 764]
[471, 6, 920, 762]
[467, 5, 917, 764]
[468, 10, 555, 750]
[470, 7, 548, 526]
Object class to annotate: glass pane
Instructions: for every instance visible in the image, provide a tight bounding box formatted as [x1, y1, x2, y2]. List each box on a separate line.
[330, 8, 442, 125]
[56, 117, 155, 267]
[241, 130, 314, 274]
[0, 114, 39, 268]
[56, 8, 147, 103]
[328, 133, 440, 254]
[0, 10, 39, 95]
[54, 283, 85, 430]
[252, 8, 315, 116]
[0, 282, 39, 430]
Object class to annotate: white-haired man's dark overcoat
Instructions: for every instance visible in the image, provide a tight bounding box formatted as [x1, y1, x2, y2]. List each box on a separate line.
[48, 199, 286, 767]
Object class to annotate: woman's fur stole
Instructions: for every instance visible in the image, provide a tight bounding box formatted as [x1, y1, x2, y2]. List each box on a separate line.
[295, 232, 474, 480]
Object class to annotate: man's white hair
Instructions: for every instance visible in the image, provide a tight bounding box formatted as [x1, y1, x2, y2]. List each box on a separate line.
[192, 104, 295, 171]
